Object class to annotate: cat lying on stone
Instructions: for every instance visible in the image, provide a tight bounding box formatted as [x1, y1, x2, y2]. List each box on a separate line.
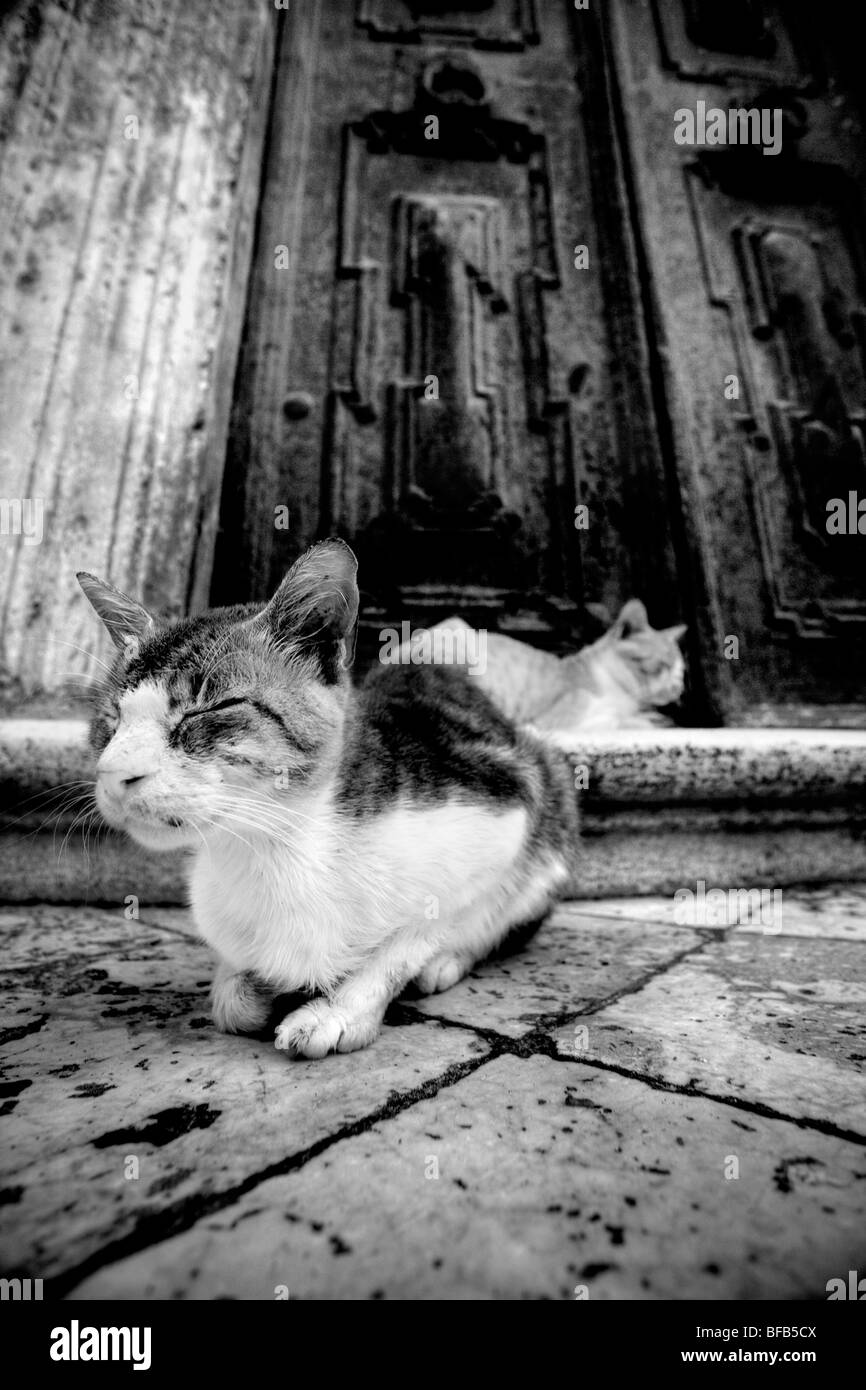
[78, 541, 578, 1058]
[428, 602, 687, 735]
[531, 600, 686, 733]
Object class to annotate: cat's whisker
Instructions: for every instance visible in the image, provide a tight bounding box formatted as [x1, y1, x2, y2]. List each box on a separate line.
[41, 793, 97, 841]
[207, 802, 307, 844]
[204, 806, 283, 834]
[46, 671, 104, 691]
[209, 811, 347, 871]
[215, 818, 288, 848]
[91, 814, 112, 865]
[56, 798, 98, 863]
[212, 788, 330, 830]
[191, 821, 213, 861]
[209, 797, 326, 837]
[200, 814, 259, 856]
[5, 780, 95, 821]
[38, 637, 119, 681]
[9, 786, 96, 846]
[80, 805, 103, 866]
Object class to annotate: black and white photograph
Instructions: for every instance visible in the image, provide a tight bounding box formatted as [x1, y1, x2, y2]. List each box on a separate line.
[0, 0, 864, 1332]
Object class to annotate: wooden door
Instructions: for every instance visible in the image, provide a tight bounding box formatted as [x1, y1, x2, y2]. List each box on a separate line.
[214, 0, 866, 726]
[609, 0, 866, 725]
[213, 0, 686, 683]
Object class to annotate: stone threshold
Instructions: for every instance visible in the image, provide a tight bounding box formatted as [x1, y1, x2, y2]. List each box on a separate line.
[1, 719, 865, 904]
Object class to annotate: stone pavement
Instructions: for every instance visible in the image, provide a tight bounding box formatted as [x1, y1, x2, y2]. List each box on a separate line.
[1, 886, 864, 1300]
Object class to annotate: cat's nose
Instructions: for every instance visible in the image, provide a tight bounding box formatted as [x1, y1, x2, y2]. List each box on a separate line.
[97, 768, 151, 800]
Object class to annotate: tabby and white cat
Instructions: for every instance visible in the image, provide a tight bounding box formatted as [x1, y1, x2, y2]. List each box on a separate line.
[78, 541, 577, 1058]
[433, 602, 686, 735]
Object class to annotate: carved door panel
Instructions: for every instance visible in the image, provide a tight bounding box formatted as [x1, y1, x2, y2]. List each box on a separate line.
[214, 0, 683, 672]
[609, 0, 866, 724]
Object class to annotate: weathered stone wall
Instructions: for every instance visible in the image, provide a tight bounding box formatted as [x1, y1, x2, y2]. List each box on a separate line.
[0, 0, 275, 702]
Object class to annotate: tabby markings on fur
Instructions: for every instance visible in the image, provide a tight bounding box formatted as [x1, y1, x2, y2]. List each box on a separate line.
[78, 542, 578, 1058]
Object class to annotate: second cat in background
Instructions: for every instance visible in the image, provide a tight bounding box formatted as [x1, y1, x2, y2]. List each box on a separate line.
[418, 602, 687, 737]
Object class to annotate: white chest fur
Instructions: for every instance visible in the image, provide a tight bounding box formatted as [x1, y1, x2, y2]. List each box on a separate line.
[189, 794, 530, 994]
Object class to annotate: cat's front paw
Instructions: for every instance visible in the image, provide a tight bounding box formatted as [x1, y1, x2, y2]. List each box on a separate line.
[274, 999, 380, 1058]
[211, 969, 271, 1035]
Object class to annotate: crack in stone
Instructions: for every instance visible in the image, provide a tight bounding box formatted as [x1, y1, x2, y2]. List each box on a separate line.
[555, 1053, 866, 1147]
[397, 937, 711, 1040]
[535, 938, 711, 1030]
[46, 1042, 500, 1299]
[394, 934, 866, 1148]
[20, 916, 866, 1295]
[398, 1006, 866, 1146]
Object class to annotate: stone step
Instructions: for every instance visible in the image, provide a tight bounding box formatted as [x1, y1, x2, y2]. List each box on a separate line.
[1, 719, 865, 904]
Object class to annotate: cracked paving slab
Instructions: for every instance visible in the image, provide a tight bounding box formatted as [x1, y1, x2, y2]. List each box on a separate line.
[568, 882, 866, 941]
[66, 1055, 866, 1301]
[0, 907, 488, 1279]
[0, 900, 705, 1285]
[405, 902, 704, 1036]
[553, 933, 866, 1136]
[3, 891, 865, 1299]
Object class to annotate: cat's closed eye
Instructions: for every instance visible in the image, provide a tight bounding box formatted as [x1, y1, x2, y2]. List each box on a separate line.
[176, 697, 252, 725]
[170, 699, 257, 753]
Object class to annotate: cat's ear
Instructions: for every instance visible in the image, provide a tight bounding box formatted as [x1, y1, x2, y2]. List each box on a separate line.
[76, 572, 156, 656]
[263, 538, 359, 677]
[664, 623, 688, 644]
[613, 599, 649, 638]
